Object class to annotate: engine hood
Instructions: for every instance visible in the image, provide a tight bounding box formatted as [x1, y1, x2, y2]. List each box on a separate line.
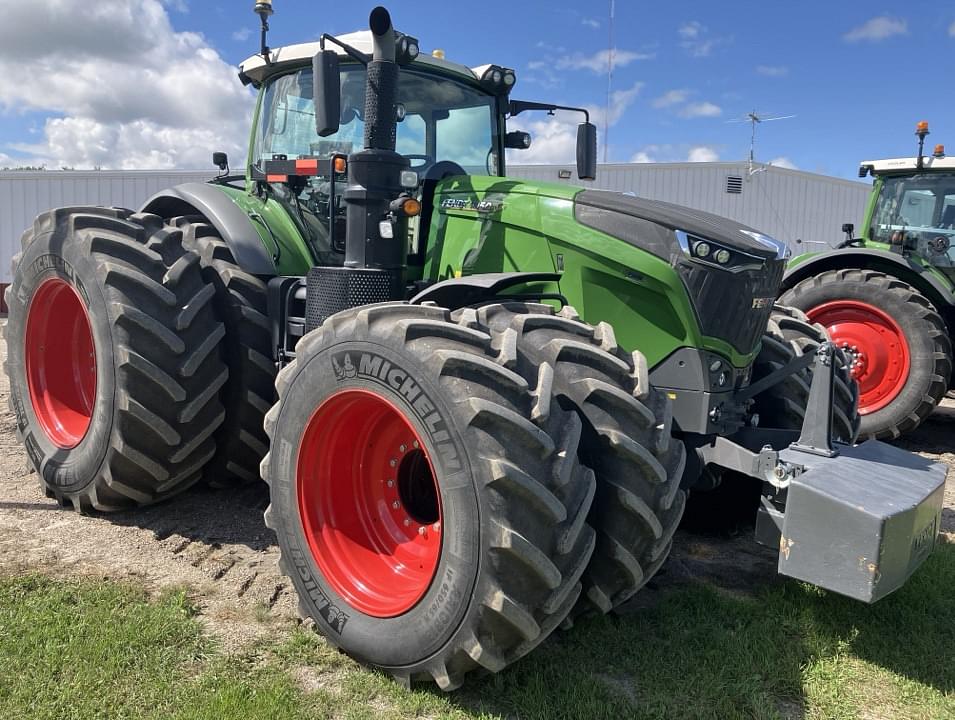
[575, 189, 786, 259]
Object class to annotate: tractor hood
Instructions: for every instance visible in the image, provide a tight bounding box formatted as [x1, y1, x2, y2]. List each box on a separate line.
[574, 189, 787, 260]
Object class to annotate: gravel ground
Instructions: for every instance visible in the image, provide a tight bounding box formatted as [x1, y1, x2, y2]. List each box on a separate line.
[0, 330, 952, 646]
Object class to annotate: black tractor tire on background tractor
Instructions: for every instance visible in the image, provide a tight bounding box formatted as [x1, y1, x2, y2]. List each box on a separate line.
[262, 303, 596, 690]
[4, 208, 228, 511]
[682, 305, 860, 531]
[780, 269, 951, 440]
[751, 305, 860, 443]
[462, 302, 686, 616]
[173, 216, 275, 485]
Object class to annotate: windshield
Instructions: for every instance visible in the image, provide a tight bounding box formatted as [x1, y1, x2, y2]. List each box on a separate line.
[253, 65, 500, 175]
[871, 172, 955, 243]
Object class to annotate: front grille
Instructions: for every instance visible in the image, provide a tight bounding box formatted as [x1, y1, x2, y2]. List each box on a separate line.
[677, 257, 785, 355]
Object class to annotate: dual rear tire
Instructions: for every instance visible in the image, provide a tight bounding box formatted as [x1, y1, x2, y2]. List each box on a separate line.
[263, 302, 683, 688]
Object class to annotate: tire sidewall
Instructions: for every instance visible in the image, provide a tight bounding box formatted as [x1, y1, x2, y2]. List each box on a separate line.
[7, 230, 115, 494]
[794, 279, 938, 425]
[268, 338, 481, 669]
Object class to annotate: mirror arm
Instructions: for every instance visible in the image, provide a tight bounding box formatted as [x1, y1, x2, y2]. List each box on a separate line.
[508, 100, 590, 124]
[320, 34, 370, 66]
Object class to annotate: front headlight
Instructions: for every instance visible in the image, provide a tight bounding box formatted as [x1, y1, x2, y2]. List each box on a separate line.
[675, 230, 768, 272]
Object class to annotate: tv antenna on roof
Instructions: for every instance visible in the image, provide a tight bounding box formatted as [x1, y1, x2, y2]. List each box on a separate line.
[727, 110, 795, 175]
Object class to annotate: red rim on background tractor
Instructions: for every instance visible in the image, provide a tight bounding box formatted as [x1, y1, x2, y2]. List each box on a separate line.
[297, 389, 443, 617]
[807, 300, 911, 414]
[25, 278, 97, 449]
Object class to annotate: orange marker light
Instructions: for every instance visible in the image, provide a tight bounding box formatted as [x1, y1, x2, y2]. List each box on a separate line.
[402, 198, 421, 217]
[916, 120, 930, 135]
[934, 144, 946, 158]
[333, 157, 347, 174]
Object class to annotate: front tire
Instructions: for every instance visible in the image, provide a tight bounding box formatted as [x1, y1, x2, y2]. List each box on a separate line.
[781, 269, 951, 439]
[4, 208, 227, 511]
[262, 303, 596, 689]
[464, 303, 686, 615]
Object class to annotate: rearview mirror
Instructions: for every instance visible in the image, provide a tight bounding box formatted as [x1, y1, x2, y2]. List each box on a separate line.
[577, 122, 597, 180]
[313, 50, 341, 137]
[212, 152, 228, 171]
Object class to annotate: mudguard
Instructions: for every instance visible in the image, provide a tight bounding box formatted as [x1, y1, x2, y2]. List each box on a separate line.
[140, 182, 276, 275]
[409, 272, 562, 309]
[783, 247, 955, 310]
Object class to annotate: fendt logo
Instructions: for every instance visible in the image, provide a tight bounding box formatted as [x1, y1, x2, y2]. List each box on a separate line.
[331, 351, 462, 472]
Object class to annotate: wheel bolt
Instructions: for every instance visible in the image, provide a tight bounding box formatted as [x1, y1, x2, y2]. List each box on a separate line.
[389, 458, 397, 467]
[399, 444, 407, 453]
[418, 527, 426, 536]
[413, 440, 419, 449]
[403, 518, 411, 527]
[432, 522, 441, 532]
[386, 479, 394, 488]
[392, 500, 400, 510]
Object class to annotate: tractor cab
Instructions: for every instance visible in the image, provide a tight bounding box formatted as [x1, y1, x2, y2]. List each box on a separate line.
[857, 123, 955, 276]
[239, 32, 594, 274]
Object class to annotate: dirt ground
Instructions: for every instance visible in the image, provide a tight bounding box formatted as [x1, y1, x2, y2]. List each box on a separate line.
[0, 330, 953, 648]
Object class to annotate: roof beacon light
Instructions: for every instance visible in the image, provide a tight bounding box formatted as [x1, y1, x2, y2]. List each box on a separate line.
[934, 144, 946, 158]
[432, 49, 446, 59]
[916, 120, 931, 169]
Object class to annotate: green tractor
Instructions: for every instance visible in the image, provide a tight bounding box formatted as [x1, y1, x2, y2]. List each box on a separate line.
[4, 4, 945, 690]
[781, 121, 955, 439]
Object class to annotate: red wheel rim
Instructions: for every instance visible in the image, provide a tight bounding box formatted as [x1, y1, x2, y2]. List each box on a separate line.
[297, 389, 443, 617]
[24, 278, 97, 449]
[807, 300, 910, 414]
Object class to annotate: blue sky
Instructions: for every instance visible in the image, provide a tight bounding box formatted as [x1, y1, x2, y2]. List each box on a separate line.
[1, 1, 953, 181]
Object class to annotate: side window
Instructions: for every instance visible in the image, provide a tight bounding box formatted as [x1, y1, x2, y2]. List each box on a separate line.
[436, 105, 493, 173]
[900, 189, 935, 227]
[942, 193, 955, 228]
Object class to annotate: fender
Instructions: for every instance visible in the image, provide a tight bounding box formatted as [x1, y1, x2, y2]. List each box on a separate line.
[140, 182, 276, 275]
[410, 272, 563, 309]
[783, 247, 955, 313]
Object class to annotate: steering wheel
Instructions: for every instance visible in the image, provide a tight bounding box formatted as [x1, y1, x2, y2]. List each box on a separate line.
[423, 160, 467, 183]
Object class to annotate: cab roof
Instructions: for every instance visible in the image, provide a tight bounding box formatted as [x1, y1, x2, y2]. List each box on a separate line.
[860, 155, 955, 176]
[239, 31, 488, 87]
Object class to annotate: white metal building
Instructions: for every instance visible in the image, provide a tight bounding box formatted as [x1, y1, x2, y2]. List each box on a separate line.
[508, 162, 871, 253]
[0, 163, 870, 289]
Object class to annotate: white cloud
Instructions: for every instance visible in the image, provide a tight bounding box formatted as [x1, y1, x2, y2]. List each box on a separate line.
[507, 82, 644, 165]
[161, 0, 188, 12]
[756, 65, 788, 77]
[652, 89, 691, 109]
[582, 18, 600, 29]
[232, 27, 252, 42]
[678, 21, 730, 57]
[769, 156, 798, 170]
[680, 102, 722, 118]
[555, 48, 655, 73]
[0, 0, 253, 169]
[678, 22, 702, 39]
[687, 146, 719, 162]
[631, 151, 655, 163]
[844, 16, 908, 42]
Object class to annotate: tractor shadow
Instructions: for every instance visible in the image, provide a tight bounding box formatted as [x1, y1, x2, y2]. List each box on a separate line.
[105, 480, 275, 553]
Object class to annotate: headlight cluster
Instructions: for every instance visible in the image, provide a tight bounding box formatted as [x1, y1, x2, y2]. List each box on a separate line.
[675, 230, 768, 272]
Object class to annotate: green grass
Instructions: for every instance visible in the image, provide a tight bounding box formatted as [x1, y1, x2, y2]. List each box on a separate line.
[2, 540, 954, 719]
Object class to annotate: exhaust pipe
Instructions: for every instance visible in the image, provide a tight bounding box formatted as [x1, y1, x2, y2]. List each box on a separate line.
[364, 7, 399, 152]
